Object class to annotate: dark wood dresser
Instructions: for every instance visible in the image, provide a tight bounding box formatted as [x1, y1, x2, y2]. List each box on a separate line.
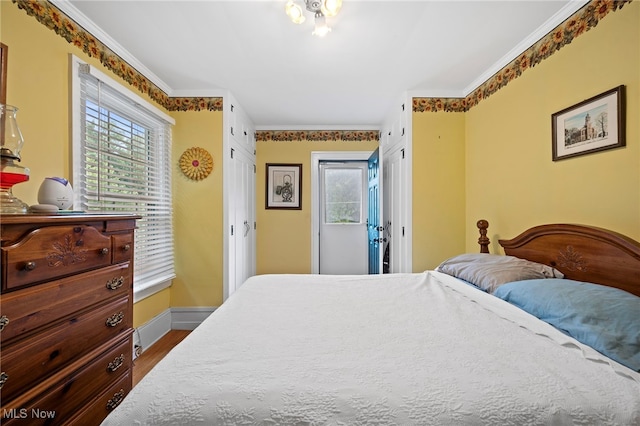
[0, 214, 138, 425]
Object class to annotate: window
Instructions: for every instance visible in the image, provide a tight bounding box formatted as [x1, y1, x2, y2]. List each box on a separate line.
[323, 168, 363, 224]
[71, 56, 175, 301]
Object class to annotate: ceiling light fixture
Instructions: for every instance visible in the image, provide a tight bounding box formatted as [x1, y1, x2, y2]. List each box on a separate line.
[285, 0, 342, 37]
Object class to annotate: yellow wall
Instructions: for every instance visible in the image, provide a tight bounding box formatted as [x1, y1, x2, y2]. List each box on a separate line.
[256, 139, 378, 274]
[412, 112, 466, 271]
[465, 1, 640, 251]
[171, 111, 224, 307]
[133, 287, 170, 328]
[4, 0, 639, 318]
[1, 2, 170, 326]
[2, 2, 78, 204]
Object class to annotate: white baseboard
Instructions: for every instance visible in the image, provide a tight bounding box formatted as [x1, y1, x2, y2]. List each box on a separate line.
[133, 306, 216, 358]
[171, 307, 216, 330]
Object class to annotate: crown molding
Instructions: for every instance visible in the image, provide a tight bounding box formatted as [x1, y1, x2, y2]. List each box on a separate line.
[49, 0, 173, 96]
[19, 0, 630, 116]
[463, 0, 589, 95]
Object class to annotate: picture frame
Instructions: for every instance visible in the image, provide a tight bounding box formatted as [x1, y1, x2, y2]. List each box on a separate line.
[0, 43, 7, 105]
[552, 85, 625, 161]
[265, 163, 302, 209]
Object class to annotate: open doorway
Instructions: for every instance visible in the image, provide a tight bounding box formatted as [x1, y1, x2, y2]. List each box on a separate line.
[318, 161, 369, 274]
[311, 151, 378, 274]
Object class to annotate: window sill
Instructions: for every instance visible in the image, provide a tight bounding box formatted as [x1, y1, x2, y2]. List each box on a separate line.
[134, 277, 174, 303]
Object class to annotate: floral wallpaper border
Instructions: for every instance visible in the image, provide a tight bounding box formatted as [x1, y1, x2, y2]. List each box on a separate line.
[413, 0, 632, 113]
[12, 0, 223, 112]
[255, 130, 379, 142]
[12, 0, 631, 127]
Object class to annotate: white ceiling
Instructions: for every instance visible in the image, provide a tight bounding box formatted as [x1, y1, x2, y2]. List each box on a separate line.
[54, 0, 587, 128]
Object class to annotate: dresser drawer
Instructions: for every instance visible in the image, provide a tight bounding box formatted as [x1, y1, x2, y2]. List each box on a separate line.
[1, 338, 132, 426]
[67, 372, 132, 426]
[111, 233, 134, 264]
[2, 225, 113, 291]
[1, 297, 131, 400]
[0, 264, 130, 343]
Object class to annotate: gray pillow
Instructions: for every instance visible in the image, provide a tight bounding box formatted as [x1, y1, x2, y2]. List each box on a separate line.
[436, 253, 564, 293]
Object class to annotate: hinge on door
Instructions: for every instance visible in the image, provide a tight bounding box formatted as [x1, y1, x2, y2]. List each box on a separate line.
[230, 148, 235, 159]
[230, 126, 234, 136]
[401, 103, 405, 111]
[401, 127, 405, 136]
[402, 226, 405, 236]
[231, 104, 234, 112]
[254, 222, 256, 230]
[231, 225, 234, 236]
[401, 148, 405, 159]
[253, 164, 256, 173]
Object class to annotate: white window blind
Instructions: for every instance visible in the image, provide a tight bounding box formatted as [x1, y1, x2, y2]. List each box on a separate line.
[72, 58, 175, 297]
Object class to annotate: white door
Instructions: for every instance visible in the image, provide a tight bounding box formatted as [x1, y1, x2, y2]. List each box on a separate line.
[383, 146, 404, 273]
[319, 162, 368, 274]
[230, 147, 256, 295]
[224, 94, 256, 301]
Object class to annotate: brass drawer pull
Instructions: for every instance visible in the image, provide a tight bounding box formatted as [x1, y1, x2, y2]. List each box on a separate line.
[107, 354, 125, 373]
[0, 372, 7, 389]
[106, 389, 125, 411]
[24, 261, 36, 271]
[106, 276, 125, 290]
[0, 315, 9, 331]
[105, 312, 125, 327]
[99, 247, 110, 256]
[122, 244, 131, 252]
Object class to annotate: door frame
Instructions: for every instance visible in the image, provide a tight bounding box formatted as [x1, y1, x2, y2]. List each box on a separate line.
[311, 150, 374, 274]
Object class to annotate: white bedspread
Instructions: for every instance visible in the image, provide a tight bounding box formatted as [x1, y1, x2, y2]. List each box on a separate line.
[103, 272, 640, 425]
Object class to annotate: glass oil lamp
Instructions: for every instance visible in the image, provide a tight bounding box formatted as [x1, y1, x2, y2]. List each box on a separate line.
[0, 104, 30, 214]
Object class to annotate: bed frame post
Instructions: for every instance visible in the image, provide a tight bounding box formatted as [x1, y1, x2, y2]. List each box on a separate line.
[477, 219, 490, 253]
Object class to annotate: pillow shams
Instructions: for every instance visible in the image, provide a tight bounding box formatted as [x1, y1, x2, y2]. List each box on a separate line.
[435, 253, 564, 294]
[494, 279, 640, 372]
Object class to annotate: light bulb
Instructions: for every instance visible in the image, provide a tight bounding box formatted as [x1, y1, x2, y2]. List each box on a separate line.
[285, 0, 305, 24]
[312, 13, 331, 37]
[321, 0, 342, 17]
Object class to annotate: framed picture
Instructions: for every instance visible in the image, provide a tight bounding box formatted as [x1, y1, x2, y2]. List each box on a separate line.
[0, 43, 7, 105]
[552, 85, 625, 161]
[265, 163, 302, 209]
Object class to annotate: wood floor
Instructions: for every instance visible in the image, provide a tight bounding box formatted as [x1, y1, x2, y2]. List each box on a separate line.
[132, 330, 191, 387]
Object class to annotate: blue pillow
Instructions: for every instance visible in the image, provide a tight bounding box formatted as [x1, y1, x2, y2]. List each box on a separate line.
[494, 279, 640, 372]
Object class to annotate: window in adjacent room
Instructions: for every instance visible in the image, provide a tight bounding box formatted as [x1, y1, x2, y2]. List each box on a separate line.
[323, 167, 363, 224]
[70, 55, 175, 301]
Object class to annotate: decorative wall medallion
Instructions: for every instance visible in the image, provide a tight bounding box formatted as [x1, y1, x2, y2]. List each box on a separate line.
[46, 234, 88, 267]
[557, 245, 587, 272]
[179, 147, 213, 181]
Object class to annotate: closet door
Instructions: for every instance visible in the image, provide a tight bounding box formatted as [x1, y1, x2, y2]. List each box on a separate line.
[225, 96, 256, 300]
[383, 145, 405, 273]
[381, 97, 411, 273]
[228, 146, 256, 296]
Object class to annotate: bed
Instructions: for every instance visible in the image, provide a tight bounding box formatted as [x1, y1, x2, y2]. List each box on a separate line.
[102, 221, 640, 425]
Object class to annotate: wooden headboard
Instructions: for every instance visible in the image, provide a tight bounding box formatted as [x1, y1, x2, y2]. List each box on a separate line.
[494, 223, 640, 297]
